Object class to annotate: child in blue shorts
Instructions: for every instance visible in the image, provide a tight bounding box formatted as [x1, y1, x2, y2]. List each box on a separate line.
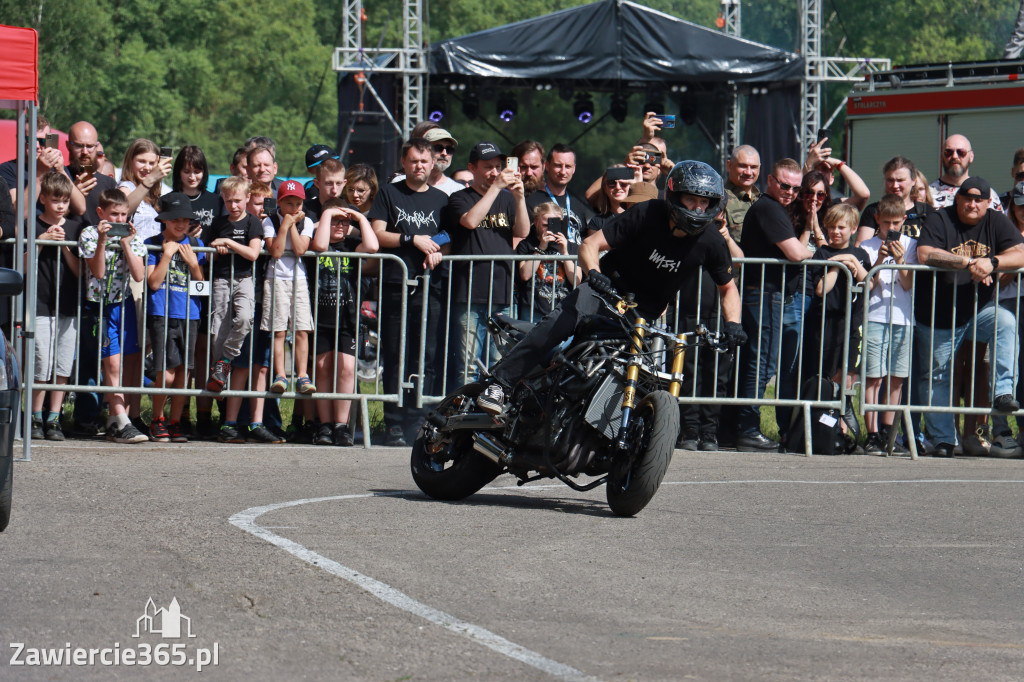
[78, 189, 150, 443]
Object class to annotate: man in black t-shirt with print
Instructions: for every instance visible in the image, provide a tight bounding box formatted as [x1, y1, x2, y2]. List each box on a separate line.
[369, 138, 450, 447]
[476, 161, 746, 416]
[914, 177, 1024, 457]
[445, 141, 529, 390]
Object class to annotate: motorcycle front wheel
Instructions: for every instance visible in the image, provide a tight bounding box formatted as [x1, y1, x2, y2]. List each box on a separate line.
[410, 383, 502, 501]
[606, 390, 678, 517]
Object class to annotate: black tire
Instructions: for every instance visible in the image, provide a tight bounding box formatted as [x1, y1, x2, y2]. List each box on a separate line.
[410, 384, 502, 501]
[606, 390, 678, 517]
[0, 451, 11, 532]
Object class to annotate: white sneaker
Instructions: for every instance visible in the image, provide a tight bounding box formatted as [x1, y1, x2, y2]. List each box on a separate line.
[477, 383, 506, 416]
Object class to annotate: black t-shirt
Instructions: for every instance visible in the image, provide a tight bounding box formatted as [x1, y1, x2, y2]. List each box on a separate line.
[35, 216, 81, 317]
[309, 235, 361, 330]
[525, 187, 594, 245]
[739, 193, 801, 292]
[915, 206, 1024, 328]
[187, 189, 221, 234]
[585, 212, 619, 236]
[806, 244, 872, 318]
[514, 234, 579, 318]
[65, 167, 118, 231]
[599, 200, 733, 319]
[0, 159, 22, 194]
[368, 181, 449, 284]
[303, 196, 324, 223]
[202, 213, 264, 279]
[861, 200, 934, 240]
[446, 186, 519, 305]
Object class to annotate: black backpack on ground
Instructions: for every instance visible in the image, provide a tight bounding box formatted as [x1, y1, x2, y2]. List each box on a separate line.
[784, 376, 859, 455]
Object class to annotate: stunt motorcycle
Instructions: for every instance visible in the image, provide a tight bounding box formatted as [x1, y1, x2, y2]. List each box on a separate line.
[411, 286, 727, 516]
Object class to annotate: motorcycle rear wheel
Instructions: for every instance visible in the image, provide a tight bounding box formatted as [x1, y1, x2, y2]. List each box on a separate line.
[606, 390, 678, 517]
[411, 383, 502, 501]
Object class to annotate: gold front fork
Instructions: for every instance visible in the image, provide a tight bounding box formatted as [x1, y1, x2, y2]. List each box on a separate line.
[667, 332, 686, 398]
[622, 317, 646, 410]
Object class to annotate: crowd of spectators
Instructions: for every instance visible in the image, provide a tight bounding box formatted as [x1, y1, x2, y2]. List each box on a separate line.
[2, 112, 1023, 457]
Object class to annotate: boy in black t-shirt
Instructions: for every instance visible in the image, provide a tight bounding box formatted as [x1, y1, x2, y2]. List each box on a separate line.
[800, 204, 871, 386]
[309, 199, 379, 446]
[31, 172, 81, 441]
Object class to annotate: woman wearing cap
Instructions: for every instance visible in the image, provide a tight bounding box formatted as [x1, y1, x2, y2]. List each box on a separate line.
[585, 165, 640, 237]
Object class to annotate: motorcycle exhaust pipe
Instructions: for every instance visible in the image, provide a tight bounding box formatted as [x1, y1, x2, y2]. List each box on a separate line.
[472, 433, 506, 464]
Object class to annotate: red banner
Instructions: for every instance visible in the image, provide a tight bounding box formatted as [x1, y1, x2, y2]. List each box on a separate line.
[0, 25, 38, 103]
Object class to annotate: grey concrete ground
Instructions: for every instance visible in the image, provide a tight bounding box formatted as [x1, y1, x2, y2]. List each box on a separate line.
[1, 440, 1023, 681]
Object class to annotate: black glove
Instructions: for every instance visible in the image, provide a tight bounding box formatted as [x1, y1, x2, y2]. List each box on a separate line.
[587, 270, 614, 295]
[723, 321, 747, 349]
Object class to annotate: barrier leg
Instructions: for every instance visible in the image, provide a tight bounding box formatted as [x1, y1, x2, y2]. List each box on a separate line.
[360, 396, 372, 449]
[902, 408, 918, 460]
[802, 402, 813, 458]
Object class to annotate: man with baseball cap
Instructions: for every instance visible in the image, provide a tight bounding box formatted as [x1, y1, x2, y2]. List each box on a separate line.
[444, 141, 529, 388]
[303, 143, 339, 206]
[395, 128, 464, 196]
[915, 176, 1024, 457]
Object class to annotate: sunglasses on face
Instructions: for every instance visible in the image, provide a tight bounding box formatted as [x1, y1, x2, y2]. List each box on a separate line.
[943, 148, 970, 158]
[960, 194, 988, 204]
[772, 176, 798, 192]
[605, 179, 630, 188]
[1015, 171, 1024, 182]
[432, 144, 455, 155]
[804, 190, 828, 200]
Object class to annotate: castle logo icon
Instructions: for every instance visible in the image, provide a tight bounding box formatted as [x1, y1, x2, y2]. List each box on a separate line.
[133, 597, 196, 639]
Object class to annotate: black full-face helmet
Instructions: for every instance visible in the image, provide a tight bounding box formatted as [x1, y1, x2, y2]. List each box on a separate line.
[665, 160, 725, 236]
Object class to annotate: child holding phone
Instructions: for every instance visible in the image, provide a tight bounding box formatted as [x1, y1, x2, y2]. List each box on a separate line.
[857, 193, 915, 454]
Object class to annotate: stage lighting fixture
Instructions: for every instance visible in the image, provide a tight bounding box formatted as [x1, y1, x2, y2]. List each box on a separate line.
[496, 91, 518, 123]
[610, 93, 629, 123]
[427, 94, 446, 122]
[574, 93, 595, 124]
[462, 91, 480, 120]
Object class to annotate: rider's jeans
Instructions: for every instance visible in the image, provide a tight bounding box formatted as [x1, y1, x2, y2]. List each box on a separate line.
[917, 302, 1018, 446]
[736, 287, 782, 435]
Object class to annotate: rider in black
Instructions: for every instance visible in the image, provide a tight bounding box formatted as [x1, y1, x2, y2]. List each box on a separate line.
[477, 161, 747, 414]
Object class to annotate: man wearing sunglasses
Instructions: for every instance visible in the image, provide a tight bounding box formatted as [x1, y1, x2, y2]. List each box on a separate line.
[930, 135, 1003, 211]
[733, 158, 810, 451]
[999, 147, 1024, 210]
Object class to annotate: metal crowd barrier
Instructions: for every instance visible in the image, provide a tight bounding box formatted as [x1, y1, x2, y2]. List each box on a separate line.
[20, 239, 411, 456]
[19, 239, 1017, 461]
[859, 263, 1024, 460]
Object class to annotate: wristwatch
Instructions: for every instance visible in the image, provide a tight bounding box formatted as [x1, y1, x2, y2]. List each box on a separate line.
[989, 255, 1000, 270]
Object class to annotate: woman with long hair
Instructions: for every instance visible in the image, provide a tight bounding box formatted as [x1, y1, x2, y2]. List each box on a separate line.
[585, 165, 633, 236]
[118, 139, 171, 241]
[172, 145, 219, 235]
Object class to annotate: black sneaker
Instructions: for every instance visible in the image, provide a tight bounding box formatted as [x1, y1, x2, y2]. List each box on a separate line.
[247, 424, 286, 444]
[384, 425, 408, 447]
[315, 423, 334, 445]
[676, 431, 699, 451]
[130, 417, 152, 441]
[863, 433, 885, 456]
[44, 420, 65, 441]
[476, 383, 506, 416]
[933, 442, 956, 458]
[333, 423, 354, 447]
[107, 422, 149, 444]
[994, 394, 1020, 413]
[218, 424, 245, 444]
[698, 436, 719, 452]
[196, 416, 220, 441]
[31, 418, 44, 440]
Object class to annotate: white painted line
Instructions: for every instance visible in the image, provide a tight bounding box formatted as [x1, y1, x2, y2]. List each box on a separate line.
[229, 492, 600, 682]
[230, 478, 1024, 680]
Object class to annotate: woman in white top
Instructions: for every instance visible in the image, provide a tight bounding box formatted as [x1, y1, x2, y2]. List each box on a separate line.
[118, 139, 171, 242]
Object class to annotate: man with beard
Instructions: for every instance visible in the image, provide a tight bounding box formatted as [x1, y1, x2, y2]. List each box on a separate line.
[512, 140, 545, 196]
[524, 143, 593, 245]
[723, 144, 761, 243]
[65, 121, 118, 228]
[421, 129, 465, 196]
[930, 134, 1003, 210]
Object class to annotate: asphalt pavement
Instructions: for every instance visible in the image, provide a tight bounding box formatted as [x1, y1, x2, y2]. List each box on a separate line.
[1, 440, 1023, 681]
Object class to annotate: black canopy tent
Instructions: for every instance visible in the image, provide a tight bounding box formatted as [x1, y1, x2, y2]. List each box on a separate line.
[427, 0, 803, 167]
[338, 0, 804, 177]
[430, 0, 801, 86]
